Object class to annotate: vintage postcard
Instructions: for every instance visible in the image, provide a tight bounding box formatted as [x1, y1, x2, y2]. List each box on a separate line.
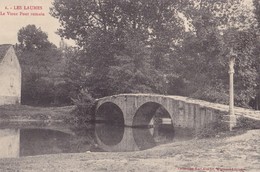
[0, 0, 259, 171]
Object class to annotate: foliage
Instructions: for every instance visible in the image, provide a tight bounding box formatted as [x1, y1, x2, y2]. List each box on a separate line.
[18, 25, 55, 50]
[176, 0, 259, 107]
[253, 0, 260, 30]
[51, 0, 260, 109]
[50, 0, 185, 45]
[61, 47, 93, 101]
[69, 88, 97, 124]
[196, 121, 227, 138]
[236, 117, 260, 129]
[17, 25, 71, 106]
[50, 0, 187, 98]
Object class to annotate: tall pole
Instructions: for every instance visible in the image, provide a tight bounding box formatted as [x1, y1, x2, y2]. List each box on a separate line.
[229, 50, 236, 130]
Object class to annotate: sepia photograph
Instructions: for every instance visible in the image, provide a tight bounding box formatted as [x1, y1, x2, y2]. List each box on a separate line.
[0, 0, 259, 171]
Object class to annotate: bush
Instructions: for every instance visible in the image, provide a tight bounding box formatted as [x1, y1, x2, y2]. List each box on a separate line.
[196, 121, 227, 138]
[236, 117, 260, 130]
[68, 88, 97, 125]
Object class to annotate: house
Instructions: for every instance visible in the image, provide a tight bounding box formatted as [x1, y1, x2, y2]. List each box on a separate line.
[0, 44, 21, 105]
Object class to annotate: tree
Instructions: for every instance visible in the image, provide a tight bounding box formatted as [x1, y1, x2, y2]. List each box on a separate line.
[253, 0, 260, 30]
[50, 0, 187, 98]
[251, 0, 260, 109]
[18, 25, 54, 50]
[17, 25, 68, 106]
[176, 0, 258, 107]
[51, 0, 258, 108]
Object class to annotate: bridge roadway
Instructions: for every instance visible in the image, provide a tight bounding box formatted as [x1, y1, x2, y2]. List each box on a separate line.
[96, 94, 260, 131]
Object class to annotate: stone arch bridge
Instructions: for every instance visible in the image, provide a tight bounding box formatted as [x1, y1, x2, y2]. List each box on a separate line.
[96, 94, 260, 132]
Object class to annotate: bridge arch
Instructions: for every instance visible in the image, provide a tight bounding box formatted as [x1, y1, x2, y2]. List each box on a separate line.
[132, 102, 174, 150]
[132, 102, 172, 127]
[95, 102, 124, 125]
[95, 123, 124, 146]
[95, 102, 126, 148]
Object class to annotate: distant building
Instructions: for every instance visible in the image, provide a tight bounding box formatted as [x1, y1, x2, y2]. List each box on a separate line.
[0, 44, 21, 105]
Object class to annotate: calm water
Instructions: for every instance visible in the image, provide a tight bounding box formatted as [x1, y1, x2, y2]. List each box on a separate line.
[0, 123, 192, 158]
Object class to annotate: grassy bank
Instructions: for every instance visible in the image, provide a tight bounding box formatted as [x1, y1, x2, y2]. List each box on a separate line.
[0, 105, 75, 121]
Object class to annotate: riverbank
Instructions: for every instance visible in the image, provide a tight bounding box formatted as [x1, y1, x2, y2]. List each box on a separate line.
[0, 105, 75, 121]
[0, 129, 259, 172]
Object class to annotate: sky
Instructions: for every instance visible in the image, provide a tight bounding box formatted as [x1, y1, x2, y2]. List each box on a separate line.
[0, 0, 254, 47]
[0, 0, 75, 46]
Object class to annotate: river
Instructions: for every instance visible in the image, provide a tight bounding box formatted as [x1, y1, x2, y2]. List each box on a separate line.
[0, 121, 193, 158]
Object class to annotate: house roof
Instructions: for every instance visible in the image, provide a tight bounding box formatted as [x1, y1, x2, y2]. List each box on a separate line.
[0, 44, 12, 62]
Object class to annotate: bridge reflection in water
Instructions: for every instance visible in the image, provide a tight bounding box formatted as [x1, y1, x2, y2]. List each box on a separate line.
[95, 122, 192, 152]
[0, 122, 189, 158]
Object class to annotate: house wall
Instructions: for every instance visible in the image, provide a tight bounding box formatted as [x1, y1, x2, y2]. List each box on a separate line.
[0, 47, 21, 105]
[0, 129, 20, 158]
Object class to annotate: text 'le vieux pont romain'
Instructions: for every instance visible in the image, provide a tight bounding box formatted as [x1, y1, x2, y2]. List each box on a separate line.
[0, 6, 44, 16]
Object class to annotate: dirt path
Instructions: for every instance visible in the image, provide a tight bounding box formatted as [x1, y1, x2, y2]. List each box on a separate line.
[0, 129, 259, 172]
